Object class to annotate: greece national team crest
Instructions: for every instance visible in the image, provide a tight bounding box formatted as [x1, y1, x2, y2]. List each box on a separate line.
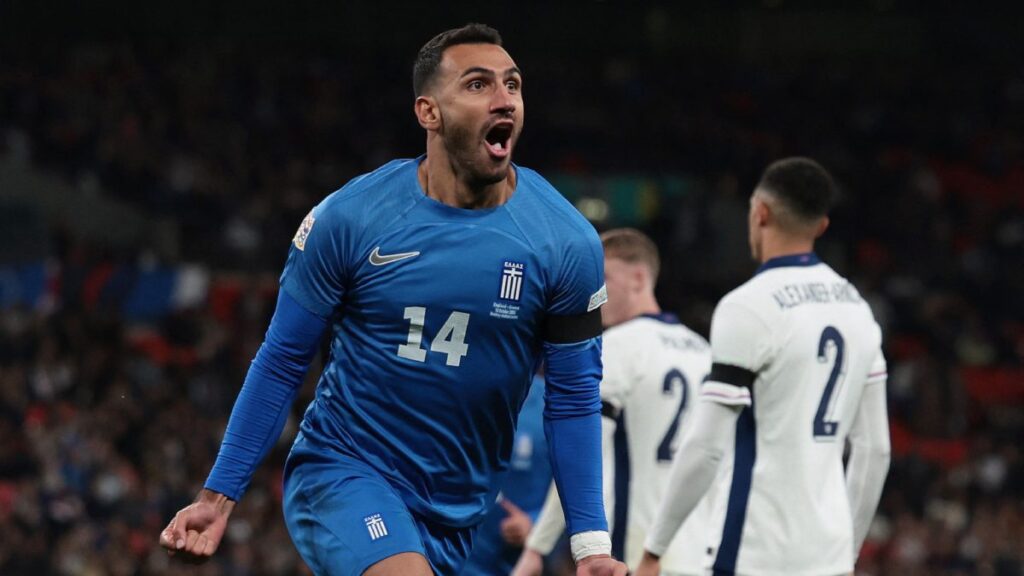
[292, 210, 316, 251]
[491, 260, 525, 320]
[364, 514, 388, 541]
[500, 261, 525, 301]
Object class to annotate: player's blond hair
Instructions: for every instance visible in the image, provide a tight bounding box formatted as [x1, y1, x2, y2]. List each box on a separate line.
[600, 228, 660, 284]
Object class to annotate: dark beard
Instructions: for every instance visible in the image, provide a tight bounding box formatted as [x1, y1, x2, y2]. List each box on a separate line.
[443, 119, 507, 188]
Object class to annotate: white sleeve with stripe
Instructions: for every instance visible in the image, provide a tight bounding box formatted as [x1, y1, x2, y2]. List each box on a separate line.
[845, 347, 891, 556]
[644, 399, 739, 557]
[701, 300, 772, 406]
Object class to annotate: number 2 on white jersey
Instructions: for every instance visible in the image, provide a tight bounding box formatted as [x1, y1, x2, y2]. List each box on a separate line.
[657, 368, 689, 462]
[397, 306, 470, 367]
[813, 326, 845, 440]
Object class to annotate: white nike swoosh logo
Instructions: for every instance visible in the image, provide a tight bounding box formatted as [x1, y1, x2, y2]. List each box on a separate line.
[368, 246, 421, 266]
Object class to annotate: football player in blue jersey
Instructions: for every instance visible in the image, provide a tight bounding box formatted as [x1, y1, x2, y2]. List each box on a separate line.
[158, 23, 627, 576]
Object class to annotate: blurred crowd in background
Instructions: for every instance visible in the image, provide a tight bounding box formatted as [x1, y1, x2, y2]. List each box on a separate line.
[1, 3, 1022, 575]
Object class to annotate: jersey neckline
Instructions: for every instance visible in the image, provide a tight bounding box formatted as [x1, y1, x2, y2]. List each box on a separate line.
[638, 311, 682, 325]
[755, 252, 821, 275]
[410, 154, 523, 219]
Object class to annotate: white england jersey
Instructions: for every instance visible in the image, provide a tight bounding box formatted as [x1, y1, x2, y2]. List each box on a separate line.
[701, 253, 887, 576]
[603, 313, 713, 575]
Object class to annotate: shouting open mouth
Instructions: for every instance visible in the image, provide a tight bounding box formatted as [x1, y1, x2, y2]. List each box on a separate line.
[484, 121, 514, 160]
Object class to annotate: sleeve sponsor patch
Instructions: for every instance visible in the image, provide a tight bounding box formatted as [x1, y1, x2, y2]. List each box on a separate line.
[587, 283, 608, 312]
[292, 211, 316, 251]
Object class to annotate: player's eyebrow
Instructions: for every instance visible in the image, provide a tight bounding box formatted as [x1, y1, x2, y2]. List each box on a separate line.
[459, 66, 523, 80]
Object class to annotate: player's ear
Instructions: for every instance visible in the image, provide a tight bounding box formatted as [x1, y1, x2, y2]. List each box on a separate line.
[631, 264, 647, 293]
[813, 216, 830, 238]
[415, 96, 441, 131]
[753, 197, 771, 228]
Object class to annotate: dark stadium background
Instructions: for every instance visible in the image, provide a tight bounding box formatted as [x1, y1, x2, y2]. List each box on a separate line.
[1, 2, 1021, 575]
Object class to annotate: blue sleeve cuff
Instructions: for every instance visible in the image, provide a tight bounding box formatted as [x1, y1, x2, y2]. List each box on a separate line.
[543, 337, 608, 534]
[205, 289, 327, 500]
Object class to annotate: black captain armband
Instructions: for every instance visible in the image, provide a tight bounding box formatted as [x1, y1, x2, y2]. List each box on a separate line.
[707, 363, 757, 389]
[541, 308, 603, 344]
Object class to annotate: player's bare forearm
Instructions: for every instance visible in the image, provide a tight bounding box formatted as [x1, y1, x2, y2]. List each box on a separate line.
[159, 488, 236, 561]
[499, 498, 533, 546]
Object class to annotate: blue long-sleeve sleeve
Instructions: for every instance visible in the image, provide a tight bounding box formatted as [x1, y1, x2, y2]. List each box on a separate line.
[543, 336, 607, 535]
[205, 289, 328, 501]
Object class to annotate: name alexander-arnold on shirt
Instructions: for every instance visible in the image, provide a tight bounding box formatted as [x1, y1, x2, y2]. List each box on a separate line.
[658, 334, 709, 351]
[771, 281, 862, 310]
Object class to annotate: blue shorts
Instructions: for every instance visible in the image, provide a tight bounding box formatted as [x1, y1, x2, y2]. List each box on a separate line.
[282, 432, 475, 576]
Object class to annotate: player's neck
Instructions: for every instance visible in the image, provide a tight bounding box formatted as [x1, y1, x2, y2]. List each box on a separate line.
[758, 231, 816, 264]
[629, 294, 661, 319]
[419, 154, 515, 210]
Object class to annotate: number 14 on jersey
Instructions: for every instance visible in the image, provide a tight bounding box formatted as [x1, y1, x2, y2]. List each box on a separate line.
[397, 306, 471, 367]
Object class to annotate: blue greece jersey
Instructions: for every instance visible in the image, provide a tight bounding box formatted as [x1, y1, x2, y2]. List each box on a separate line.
[280, 156, 604, 529]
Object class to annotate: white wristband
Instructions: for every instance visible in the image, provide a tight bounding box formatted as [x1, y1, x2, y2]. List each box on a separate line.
[570, 530, 612, 563]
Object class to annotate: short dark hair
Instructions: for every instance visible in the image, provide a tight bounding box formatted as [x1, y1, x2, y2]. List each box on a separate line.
[413, 23, 503, 96]
[757, 157, 838, 221]
[601, 228, 661, 284]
